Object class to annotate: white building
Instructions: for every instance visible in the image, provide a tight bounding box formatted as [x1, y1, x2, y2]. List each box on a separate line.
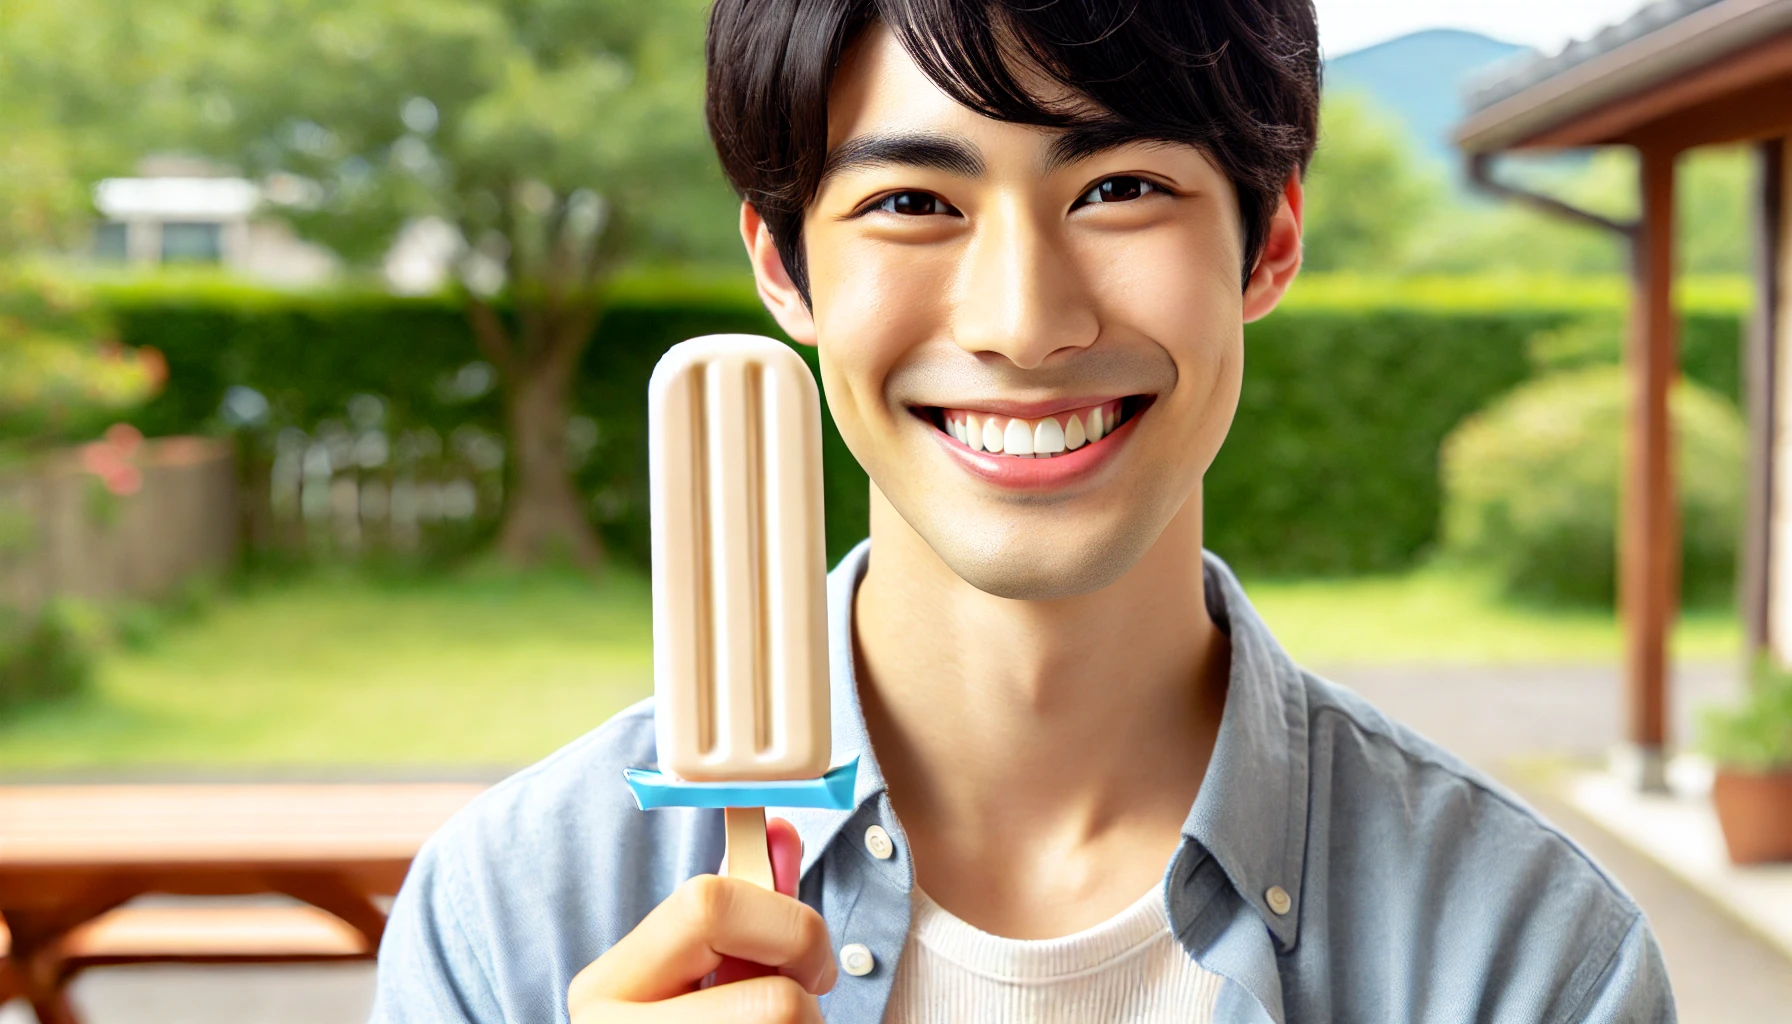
[91, 157, 338, 286]
[92, 158, 463, 293]
[92, 175, 339, 286]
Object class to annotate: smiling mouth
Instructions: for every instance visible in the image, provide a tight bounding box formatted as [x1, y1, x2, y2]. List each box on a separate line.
[915, 396, 1152, 457]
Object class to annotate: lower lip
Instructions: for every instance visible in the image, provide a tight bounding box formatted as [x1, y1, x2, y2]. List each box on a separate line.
[931, 408, 1146, 490]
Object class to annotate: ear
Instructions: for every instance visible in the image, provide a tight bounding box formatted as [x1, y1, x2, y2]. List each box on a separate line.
[741, 203, 818, 346]
[1241, 172, 1304, 324]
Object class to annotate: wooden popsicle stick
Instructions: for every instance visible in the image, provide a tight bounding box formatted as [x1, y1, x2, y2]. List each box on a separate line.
[722, 807, 773, 890]
[709, 807, 776, 989]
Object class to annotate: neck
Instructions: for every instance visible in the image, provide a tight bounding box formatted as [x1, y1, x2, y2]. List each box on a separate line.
[853, 486, 1229, 935]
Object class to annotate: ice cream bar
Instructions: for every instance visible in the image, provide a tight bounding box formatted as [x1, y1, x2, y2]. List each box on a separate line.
[626, 335, 854, 899]
[647, 334, 831, 784]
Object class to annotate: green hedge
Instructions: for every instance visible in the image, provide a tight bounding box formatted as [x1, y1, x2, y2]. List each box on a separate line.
[102, 273, 1747, 577]
[1214, 302, 1742, 574]
[109, 274, 870, 568]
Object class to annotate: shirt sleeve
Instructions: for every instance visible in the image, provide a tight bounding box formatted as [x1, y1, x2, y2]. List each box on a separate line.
[1566, 914, 1676, 1024]
[368, 836, 507, 1024]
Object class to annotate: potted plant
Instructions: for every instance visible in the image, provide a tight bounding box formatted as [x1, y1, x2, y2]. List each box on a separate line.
[1698, 659, 1792, 865]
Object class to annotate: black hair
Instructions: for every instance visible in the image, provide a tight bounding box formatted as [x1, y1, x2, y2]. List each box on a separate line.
[706, 0, 1321, 301]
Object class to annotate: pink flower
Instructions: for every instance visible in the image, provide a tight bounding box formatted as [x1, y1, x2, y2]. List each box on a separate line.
[103, 465, 143, 497]
[81, 423, 148, 496]
[104, 422, 144, 455]
[81, 441, 121, 477]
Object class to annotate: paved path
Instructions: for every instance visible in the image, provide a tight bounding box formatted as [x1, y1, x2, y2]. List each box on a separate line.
[1323, 661, 1744, 767]
[4, 661, 1788, 1023]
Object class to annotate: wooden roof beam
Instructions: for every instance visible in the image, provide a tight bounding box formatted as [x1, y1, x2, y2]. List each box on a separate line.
[1625, 75, 1792, 151]
[1507, 30, 1792, 150]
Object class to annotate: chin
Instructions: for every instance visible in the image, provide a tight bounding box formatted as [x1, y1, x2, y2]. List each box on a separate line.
[914, 512, 1169, 602]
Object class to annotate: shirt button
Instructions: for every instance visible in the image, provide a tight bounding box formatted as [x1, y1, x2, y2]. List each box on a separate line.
[839, 942, 876, 977]
[1265, 885, 1292, 915]
[864, 825, 895, 860]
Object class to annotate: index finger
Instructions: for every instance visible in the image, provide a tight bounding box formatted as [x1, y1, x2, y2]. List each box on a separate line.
[576, 873, 837, 1003]
[769, 816, 802, 898]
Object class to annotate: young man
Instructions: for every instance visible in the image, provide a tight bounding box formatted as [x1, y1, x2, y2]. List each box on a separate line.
[373, 1, 1674, 1021]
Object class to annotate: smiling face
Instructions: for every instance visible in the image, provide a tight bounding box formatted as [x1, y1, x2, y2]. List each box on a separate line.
[747, 25, 1302, 600]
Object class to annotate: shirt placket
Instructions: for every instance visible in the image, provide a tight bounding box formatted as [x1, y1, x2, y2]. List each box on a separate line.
[814, 794, 913, 1022]
[1168, 841, 1288, 1024]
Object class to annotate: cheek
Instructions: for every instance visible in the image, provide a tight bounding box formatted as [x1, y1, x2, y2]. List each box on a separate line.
[1081, 216, 1242, 374]
[1079, 215, 1244, 458]
[808, 234, 956, 432]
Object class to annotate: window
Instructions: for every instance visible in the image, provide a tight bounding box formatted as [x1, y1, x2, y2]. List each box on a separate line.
[94, 222, 129, 262]
[160, 222, 224, 263]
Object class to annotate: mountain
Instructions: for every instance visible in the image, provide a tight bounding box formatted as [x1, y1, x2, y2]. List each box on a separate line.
[1326, 29, 1530, 168]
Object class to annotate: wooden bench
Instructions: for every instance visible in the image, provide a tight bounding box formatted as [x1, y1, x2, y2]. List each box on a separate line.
[4, 901, 372, 967]
[0, 783, 482, 1024]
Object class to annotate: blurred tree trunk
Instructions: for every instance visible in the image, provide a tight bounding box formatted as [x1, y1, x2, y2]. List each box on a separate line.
[468, 296, 602, 569]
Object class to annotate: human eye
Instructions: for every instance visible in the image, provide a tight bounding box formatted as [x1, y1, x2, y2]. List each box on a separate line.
[863, 190, 959, 217]
[1075, 175, 1164, 207]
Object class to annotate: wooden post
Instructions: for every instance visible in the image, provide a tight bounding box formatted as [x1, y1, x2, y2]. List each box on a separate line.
[1744, 139, 1782, 660]
[1620, 144, 1680, 793]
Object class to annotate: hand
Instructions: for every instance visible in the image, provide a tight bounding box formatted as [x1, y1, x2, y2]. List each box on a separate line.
[568, 818, 833, 1022]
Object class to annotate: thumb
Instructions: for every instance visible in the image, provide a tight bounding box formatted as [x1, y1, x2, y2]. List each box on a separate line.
[768, 816, 803, 898]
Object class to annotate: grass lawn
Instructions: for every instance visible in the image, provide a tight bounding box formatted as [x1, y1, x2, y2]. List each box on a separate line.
[0, 561, 1742, 771]
[1245, 564, 1741, 667]
[0, 566, 657, 772]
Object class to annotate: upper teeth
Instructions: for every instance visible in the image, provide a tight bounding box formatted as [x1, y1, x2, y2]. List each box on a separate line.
[942, 402, 1121, 457]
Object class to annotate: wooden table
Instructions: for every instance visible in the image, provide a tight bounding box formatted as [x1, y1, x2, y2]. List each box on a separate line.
[0, 783, 483, 1024]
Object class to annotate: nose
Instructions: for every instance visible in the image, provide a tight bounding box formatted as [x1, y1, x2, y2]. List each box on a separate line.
[950, 200, 1098, 369]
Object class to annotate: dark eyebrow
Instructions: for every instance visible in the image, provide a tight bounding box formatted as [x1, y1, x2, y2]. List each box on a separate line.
[818, 131, 985, 188]
[1041, 121, 1189, 175]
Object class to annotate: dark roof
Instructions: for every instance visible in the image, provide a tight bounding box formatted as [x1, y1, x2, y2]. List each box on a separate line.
[1464, 0, 1724, 113]
[1455, 0, 1792, 151]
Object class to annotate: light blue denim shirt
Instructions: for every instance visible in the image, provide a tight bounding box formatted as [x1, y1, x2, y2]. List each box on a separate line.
[372, 541, 1674, 1023]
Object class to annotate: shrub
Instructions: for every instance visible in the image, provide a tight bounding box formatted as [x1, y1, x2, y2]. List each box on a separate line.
[1211, 307, 1539, 574]
[0, 271, 165, 443]
[112, 575, 219, 652]
[1699, 659, 1792, 772]
[0, 599, 100, 713]
[1441, 365, 1746, 606]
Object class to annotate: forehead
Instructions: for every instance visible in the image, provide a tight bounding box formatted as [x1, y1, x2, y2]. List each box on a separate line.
[826, 23, 1075, 150]
[820, 22, 1218, 187]
[829, 26, 970, 143]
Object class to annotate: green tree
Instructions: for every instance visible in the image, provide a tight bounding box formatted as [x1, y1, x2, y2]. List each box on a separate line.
[16, 0, 738, 566]
[187, 0, 736, 566]
[0, 132, 83, 262]
[2, 0, 220, 222]
[1405, 145, 1750, 276]
[1300, 92, 1442, 273]
[0, 4, 96, 261]
[1678, 146, 1750, 275]
[0, 3, 169, 444]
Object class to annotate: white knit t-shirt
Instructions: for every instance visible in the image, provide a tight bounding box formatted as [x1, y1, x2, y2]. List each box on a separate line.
[882, 887, 1223, 1023]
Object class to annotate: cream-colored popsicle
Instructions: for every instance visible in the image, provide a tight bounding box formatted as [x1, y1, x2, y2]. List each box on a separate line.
[648, 334, 831, 787]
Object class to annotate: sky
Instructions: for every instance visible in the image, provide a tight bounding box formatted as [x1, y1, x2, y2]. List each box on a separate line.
[1316, 0, 1657, 58]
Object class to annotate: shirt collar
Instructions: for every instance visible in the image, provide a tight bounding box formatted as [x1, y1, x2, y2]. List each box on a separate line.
[1184, 549, 1311, 951]
[773, 540, 884, 874]
[781, 541, 1310, 950]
